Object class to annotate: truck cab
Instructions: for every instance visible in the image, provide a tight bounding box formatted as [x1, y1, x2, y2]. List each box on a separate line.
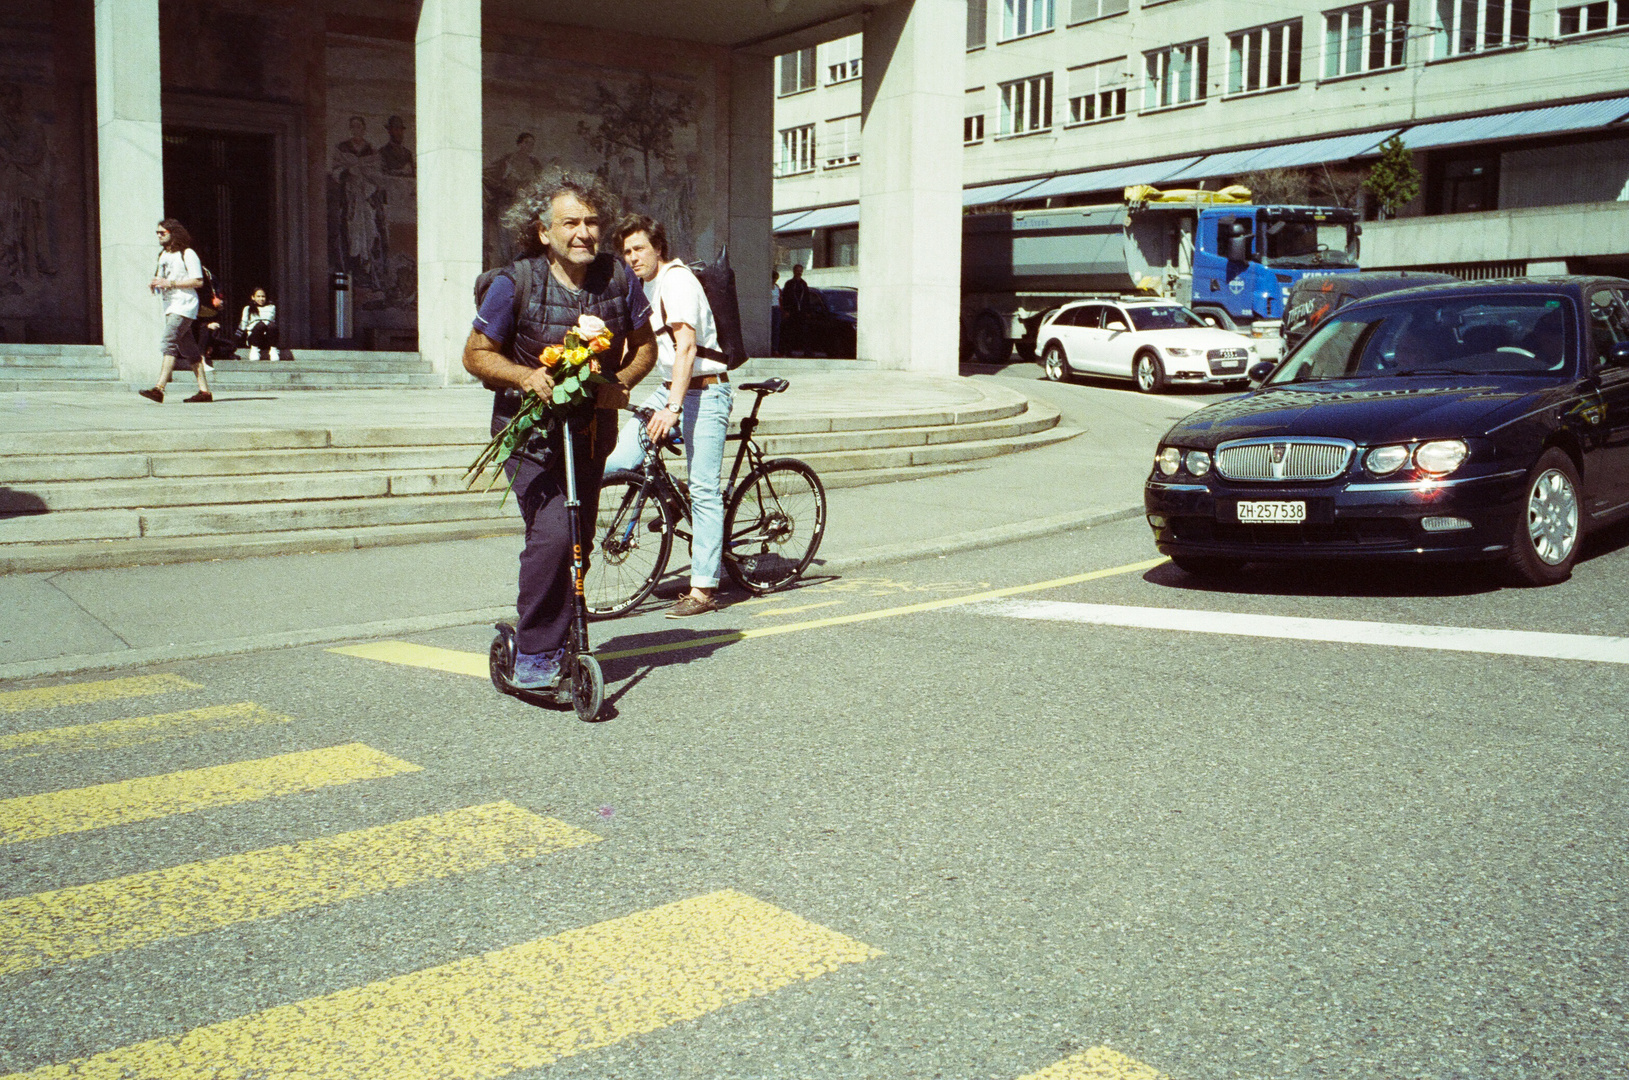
[1191, 205, 1361, 331]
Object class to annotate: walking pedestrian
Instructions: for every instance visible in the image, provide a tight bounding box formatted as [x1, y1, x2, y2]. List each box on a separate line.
[139, 219, 212, 403]
[461, 172, 656, 690]
[780, 262, 809, 356]
[617, 213, 732, 619]
[237, 287, 280, 361]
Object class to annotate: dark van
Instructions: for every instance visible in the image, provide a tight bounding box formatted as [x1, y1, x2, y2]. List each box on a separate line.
[1282, 270, 1459, 352]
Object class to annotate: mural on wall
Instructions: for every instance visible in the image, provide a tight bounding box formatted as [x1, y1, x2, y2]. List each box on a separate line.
[325, 36, 418, 341]
[483, 48, 717, 270]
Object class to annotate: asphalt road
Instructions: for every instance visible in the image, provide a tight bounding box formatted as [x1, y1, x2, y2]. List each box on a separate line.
[5, 469, 1629, 1080]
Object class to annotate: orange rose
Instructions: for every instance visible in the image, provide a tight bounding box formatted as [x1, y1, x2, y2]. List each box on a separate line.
[541, 344, 565, 365]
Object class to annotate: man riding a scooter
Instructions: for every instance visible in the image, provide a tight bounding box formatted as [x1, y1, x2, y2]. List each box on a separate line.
[462, 171, 656, 692]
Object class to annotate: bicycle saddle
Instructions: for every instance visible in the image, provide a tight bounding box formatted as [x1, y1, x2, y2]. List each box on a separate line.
[740, 378, 789, 394]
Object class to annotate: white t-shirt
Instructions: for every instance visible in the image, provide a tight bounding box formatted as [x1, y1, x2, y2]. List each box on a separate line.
[647, 260, 724, 382]
[157, 248, 202, 319]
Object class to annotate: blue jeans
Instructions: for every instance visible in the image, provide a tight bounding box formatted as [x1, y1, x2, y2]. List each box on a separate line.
[607, 383, 734, 589]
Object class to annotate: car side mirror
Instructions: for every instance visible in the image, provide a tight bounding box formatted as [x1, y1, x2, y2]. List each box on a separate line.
[1106, 321, 1128, 332]
[1247, 360, 1275, 387]
[1201, 316, 1218, 327]
[1610, 341, 1629, 367]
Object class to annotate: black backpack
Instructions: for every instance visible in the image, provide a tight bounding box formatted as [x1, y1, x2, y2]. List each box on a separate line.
[687, 247, 748, 369]
[473, 258, 538, 339]
[196, 265, 223, 319]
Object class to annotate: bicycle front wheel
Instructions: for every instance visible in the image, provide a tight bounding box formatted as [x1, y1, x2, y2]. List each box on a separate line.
[723, 458, 826, 595]
[586, 469, 673, 617]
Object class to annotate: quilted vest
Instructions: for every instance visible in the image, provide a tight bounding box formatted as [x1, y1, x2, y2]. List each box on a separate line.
[495, 252, 637, 424]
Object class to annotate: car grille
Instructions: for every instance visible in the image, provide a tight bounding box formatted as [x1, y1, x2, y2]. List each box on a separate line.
[1207, 347, 1249, 375]
[1215, 438, 1354, 481]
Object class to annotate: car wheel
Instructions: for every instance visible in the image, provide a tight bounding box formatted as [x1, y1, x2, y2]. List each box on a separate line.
[1135, 351, 1167, 394]
[973, 313, 1012, 364]
[1501, 447, 1582, 587]
[1171, 554, 1245, 577]
[1042, 343, 1071, 382]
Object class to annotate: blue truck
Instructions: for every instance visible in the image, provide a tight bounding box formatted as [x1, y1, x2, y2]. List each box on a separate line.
[960, 190, 1362, 363]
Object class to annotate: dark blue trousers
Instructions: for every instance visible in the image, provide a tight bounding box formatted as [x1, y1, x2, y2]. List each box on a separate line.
[499, 408, 616, 655]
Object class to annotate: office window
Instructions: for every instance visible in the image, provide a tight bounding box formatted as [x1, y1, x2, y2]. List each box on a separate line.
[1143, 41, 1208, 110]
[825, 35, 863, 84]
[823, 115, 861, 168]
[1323, 2, 1407, 77]
[969, 0, 988, 48]
[828, 226, 859, 268]
[1228, 20, 1302, 94]
[778, 47, 816, 95]
[777, 125, 815, 176]
[1557, 1, 1624, 33]
[965, 88, 987, 143]
[1000, 73, 1054, 135]
[1067, 58, 1129, 123]
[1070, 0, 1129, 23]
[1002, 0, 1055, 40]
[1433, 0, 1529, 57]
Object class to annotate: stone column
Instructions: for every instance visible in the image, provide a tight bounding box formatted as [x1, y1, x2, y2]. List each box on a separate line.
[94, 0, 165, 384]
[857, 0, 964, 374]
[729, 54, 774, 358]
[415, 0, 482, 384]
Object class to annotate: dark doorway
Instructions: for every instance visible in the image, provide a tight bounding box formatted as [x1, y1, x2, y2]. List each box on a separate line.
[162, 129, 274, 318]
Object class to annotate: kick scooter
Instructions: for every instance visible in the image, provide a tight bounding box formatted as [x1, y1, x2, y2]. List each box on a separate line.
[490, 415, 606, 721]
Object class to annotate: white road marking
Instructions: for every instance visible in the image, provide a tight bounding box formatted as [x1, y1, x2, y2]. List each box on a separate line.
[968, 599, 1629, 665]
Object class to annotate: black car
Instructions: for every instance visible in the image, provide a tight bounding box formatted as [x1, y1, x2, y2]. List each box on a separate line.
[782, 286, 857, 358]
[1281, 270, 1459, 351]
[1145, 277, 1629, 585]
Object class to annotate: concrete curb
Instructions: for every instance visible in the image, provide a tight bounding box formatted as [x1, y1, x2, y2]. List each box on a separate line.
[0, 504, 1145, 683]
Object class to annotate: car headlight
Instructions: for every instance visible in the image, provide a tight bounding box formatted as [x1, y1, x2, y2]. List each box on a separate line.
[1185, 450, 1211, 476]
[1364, 444, 1411, 476]
[1156, 447, 1182, 476]
[1165, 347, 1201, 357]
[1414, 439, 1469, 476]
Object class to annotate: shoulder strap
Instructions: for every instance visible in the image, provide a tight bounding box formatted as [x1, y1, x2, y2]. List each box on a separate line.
[511, 258, 535, 324]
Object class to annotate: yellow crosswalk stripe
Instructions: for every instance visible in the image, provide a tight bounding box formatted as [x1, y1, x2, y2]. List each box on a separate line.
[0, 703, 291, 763]
[0, 674, 202, 715]
[328, 641, 487, 677]
[0, 743, 420, 845]
[0, 889, 879, 1080]
[329, 558, 1168, 675]
[1015, 1046, 1168, 1080]
[0, 801, 599, 976]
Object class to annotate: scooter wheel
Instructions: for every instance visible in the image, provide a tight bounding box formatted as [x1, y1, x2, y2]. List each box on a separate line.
[490, 623, 517, 695]
[571, 654, 604, 721]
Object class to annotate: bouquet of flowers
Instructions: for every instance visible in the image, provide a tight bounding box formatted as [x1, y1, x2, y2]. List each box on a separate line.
[465, 313, 615, 499]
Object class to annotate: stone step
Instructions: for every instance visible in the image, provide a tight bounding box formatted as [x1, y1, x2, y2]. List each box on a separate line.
[211, 357, 434, 373]
[0, 378, 129, 393]
[0, 344, 113, 357]
[0, 353, 121, 369]
[207, 370, 444, 389]
[786, 422, 1078, 475]
[0, 425, 481, 457]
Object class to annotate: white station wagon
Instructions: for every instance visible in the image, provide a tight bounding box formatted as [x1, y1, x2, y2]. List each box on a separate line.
[1037, 299, 1260, 393]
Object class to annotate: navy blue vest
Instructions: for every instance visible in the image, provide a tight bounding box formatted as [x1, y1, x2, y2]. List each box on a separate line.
[494, 252, 637, 424]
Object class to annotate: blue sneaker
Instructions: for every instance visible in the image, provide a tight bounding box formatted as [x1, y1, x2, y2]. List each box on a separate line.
[512, 648, 565, 690]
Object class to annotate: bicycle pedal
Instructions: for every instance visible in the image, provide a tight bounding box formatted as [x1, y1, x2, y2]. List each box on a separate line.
[648, 520, 665, 533]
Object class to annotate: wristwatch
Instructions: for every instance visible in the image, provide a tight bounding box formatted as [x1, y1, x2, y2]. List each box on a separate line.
[664, 402, 682, 415]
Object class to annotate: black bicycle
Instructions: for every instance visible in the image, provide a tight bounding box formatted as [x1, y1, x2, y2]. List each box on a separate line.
[587, 377, 827, 617]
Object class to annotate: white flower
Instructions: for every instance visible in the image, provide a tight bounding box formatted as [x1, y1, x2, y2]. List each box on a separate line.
[575, 314, 607, 338]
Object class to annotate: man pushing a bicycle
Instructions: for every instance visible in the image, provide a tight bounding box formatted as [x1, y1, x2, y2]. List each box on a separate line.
[463, 172, 656, 690]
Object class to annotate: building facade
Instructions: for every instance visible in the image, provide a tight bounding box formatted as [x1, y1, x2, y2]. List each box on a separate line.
[775, 1, 1629, 292]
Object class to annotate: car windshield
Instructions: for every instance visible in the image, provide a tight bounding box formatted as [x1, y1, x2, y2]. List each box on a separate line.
[1262, 217, 1358, 269]
[1126, 305, 1207, 331]
[819, 289, 857, 314]
[1267, 294, 1576, 384]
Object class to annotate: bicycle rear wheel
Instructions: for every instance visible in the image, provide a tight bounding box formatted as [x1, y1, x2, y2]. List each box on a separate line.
[723, 458, 826, 595]
[586, 469, 672, 617]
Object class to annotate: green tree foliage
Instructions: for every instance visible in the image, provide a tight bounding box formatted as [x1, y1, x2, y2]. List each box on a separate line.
[1363, 136, 1421, 218]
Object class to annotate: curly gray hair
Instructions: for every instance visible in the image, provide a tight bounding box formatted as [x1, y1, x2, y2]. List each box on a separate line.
[502, 167, 621, 258]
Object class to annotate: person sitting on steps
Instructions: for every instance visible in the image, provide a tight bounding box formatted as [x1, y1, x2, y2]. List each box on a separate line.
[238, 287, 280, 361]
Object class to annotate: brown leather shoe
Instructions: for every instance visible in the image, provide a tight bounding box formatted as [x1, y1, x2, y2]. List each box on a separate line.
[665, 593, 720, 619]
[184, 391, 214, 403]
[138, 387, 163, 403]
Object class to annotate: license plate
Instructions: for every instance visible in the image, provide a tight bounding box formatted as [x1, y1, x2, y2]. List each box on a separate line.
[1237, 500, 1306, 523]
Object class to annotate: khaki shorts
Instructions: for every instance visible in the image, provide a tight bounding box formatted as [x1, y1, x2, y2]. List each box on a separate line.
[160, 313, 203, 366]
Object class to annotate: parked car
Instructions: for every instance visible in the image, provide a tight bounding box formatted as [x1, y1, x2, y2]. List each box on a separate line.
[1281, 270, 1458, 352]
[782, 286, 857, 358]
[1037, 298, 1260, 393]
[1145, 277, 1629, 585]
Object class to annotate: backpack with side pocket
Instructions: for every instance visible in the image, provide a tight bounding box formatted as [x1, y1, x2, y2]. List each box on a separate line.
[195, 265, 224, 320]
